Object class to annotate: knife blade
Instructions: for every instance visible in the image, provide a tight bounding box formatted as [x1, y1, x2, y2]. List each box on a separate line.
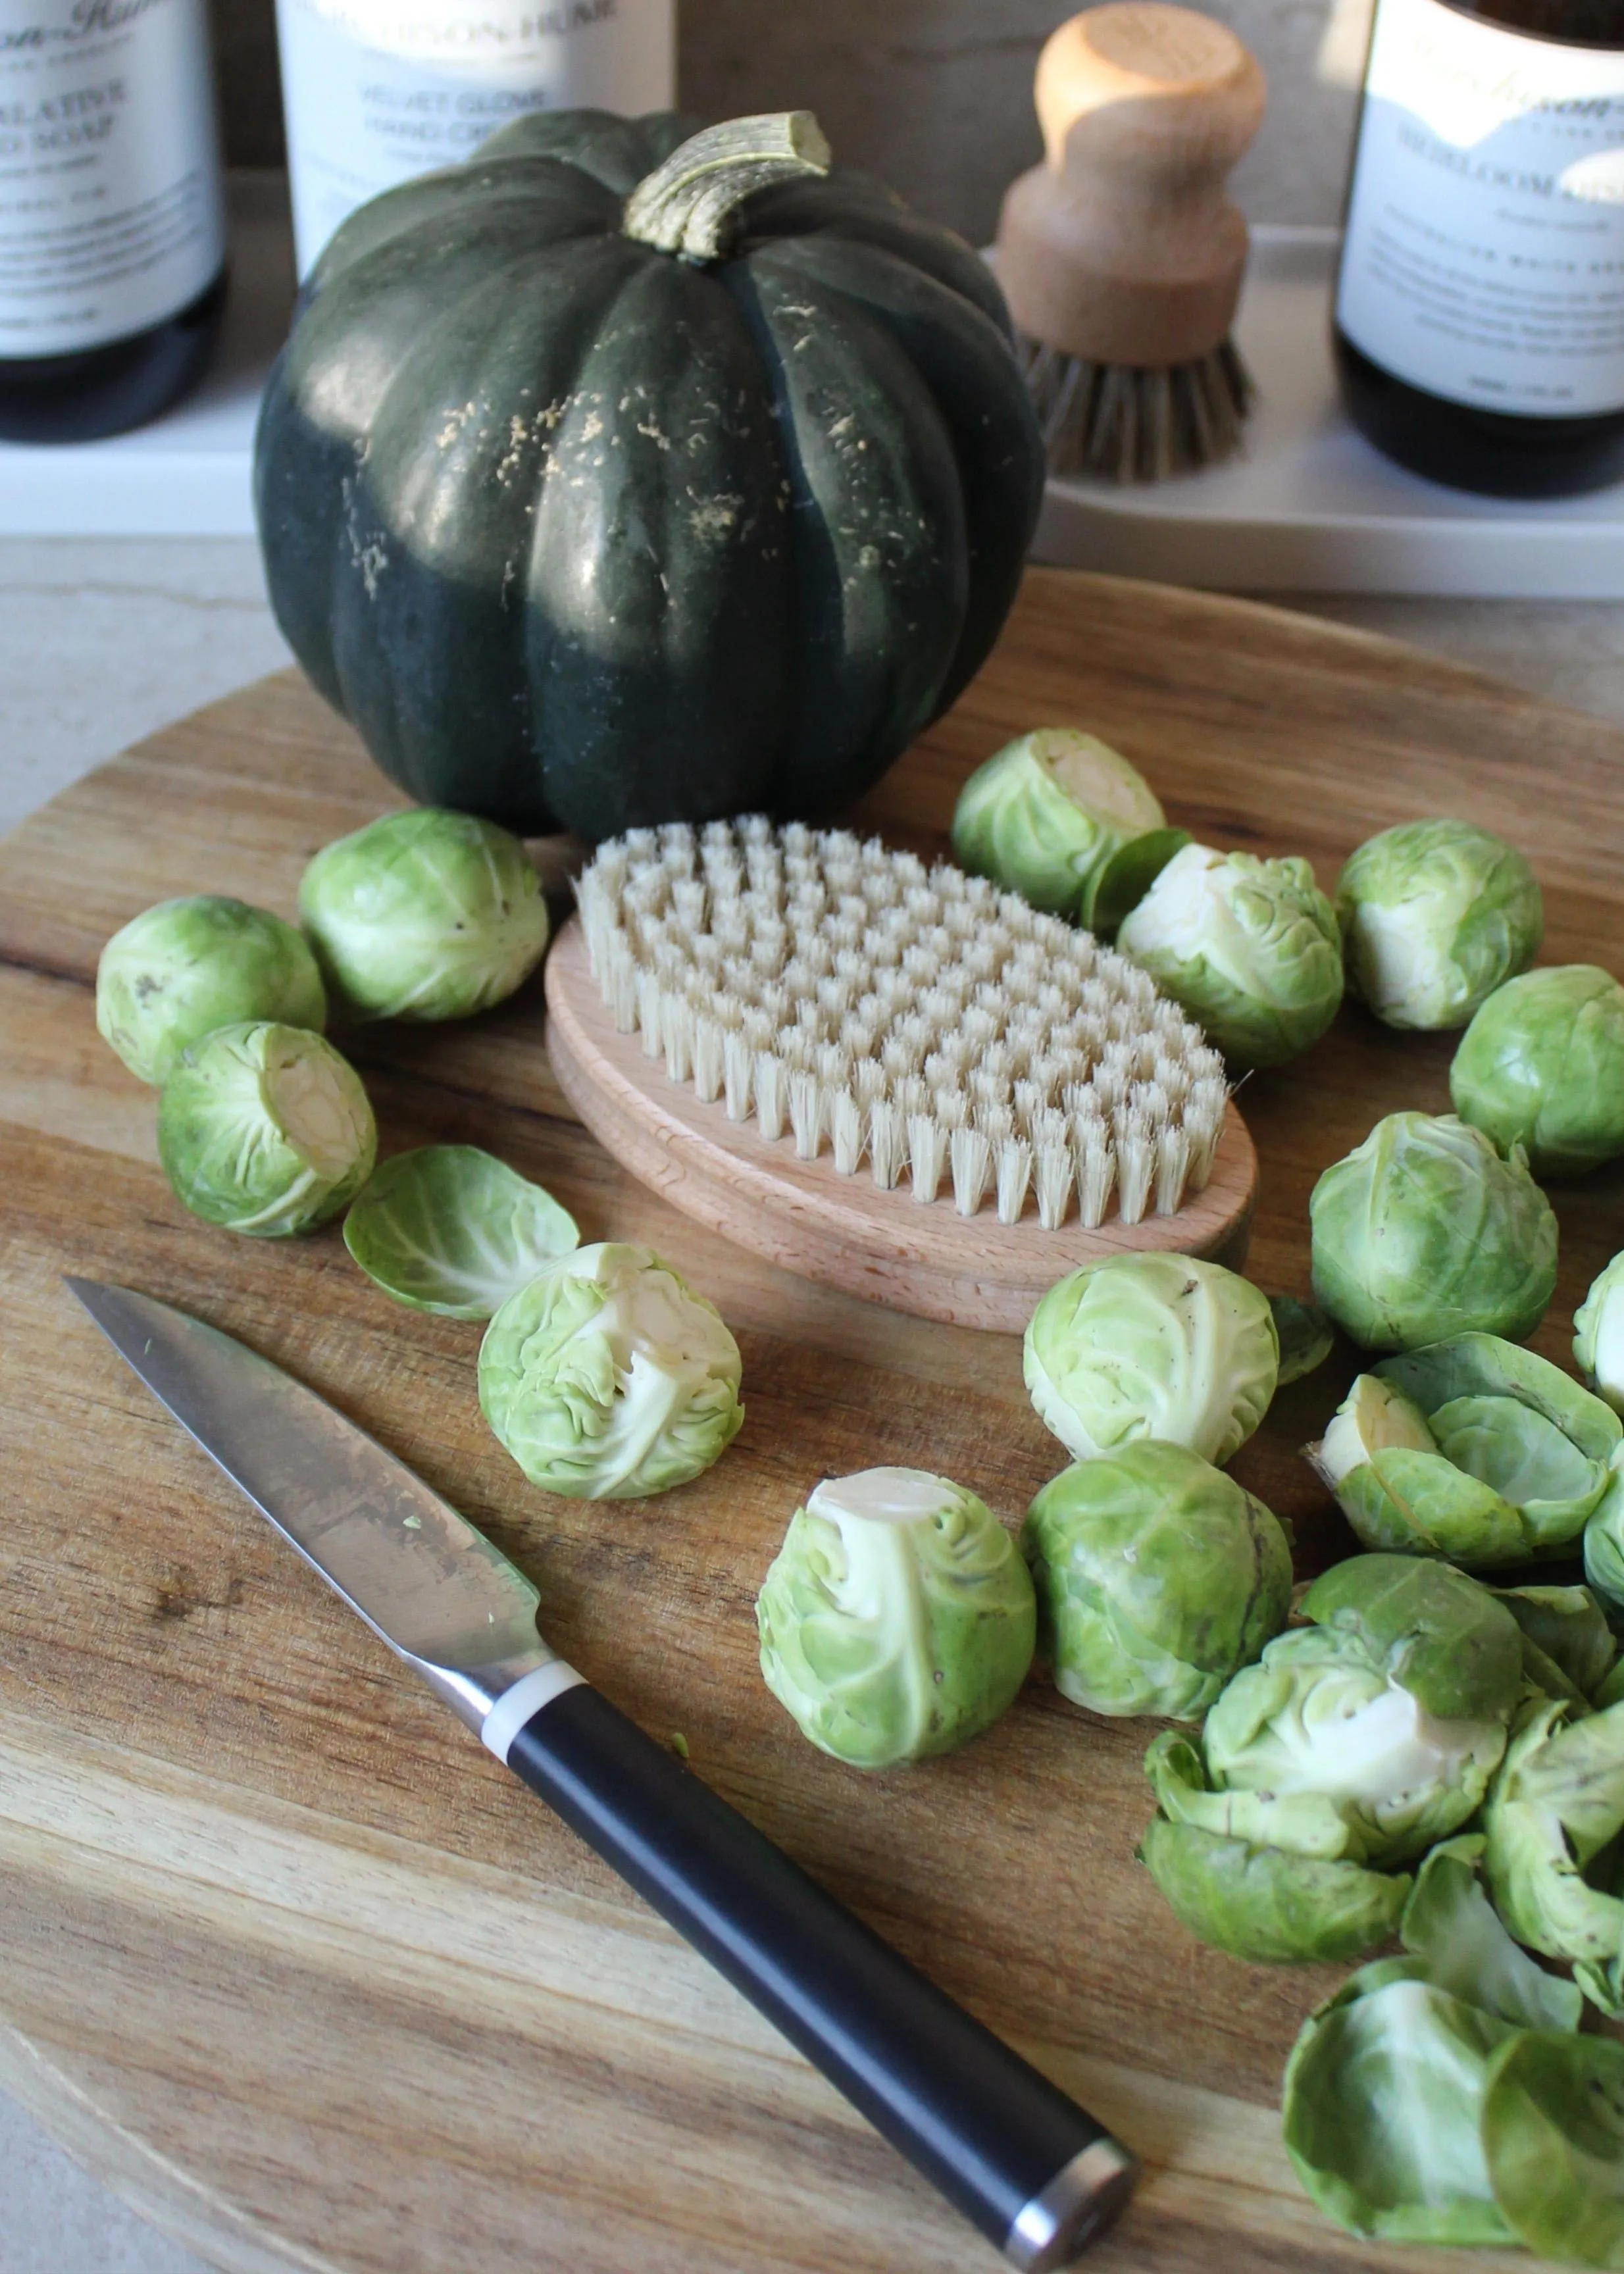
[66, 1276, 1136, 2270]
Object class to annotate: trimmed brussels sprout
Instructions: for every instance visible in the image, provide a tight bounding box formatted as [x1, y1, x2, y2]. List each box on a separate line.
[299, 808, 549, 1022]
[1270, 1296, 1334, 1386]
[1021, 1445, 1290, 1719]
[97, 896, 326, 1086]
[1489, 1583, 1619, 1707]
[1336, 819, 1541, 1033]
[1309, 1112, 1558, 1352]
[1115, 842, 1344, 1069]
[756, 1467, 1035, 1767]
[1575, 1250, 1624, 1415]
[343, 1146, 578, 1318]
[1452, 963, 1624, 1178]
[157, 1021, 375, 1236]
[1483, 1693, 1624, 2019]
[478, 1243, 743, 1500]
[1308, 1334, 1623, 1569]
[948, 729, 1175, 921]
[1023, 1253, 1279, 1467]
[1482, 2031, 1624, 2267]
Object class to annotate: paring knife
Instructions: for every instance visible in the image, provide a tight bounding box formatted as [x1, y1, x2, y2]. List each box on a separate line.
[66, 1276, 1136, 2269]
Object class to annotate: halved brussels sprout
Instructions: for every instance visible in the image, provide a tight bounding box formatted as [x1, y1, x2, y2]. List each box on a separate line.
[1575, 1250, 1624, 1415]
[478, 1243, 743, 1499]
[1335, 819, 1541, 1033]
[1115, 842, 1344, 1069]
[1023, 1253, 1279, 1467]
[1308, 1334, 1622, 1569]
[948, 729, 1174, 921]
[157, 1021, 375, 1236]
[1309, 1112, 1558, 1352]
[343, 1146, 579, 1318]
[299, 808, 549, 1022]
[1483, 1693, 1624, 2019]
[1482, 2031, 1624, 2266]
[1452, 965, 1624, 1178]
[97, 895, 326, 1086]
[1022, 1444, 1291, 1719]
[756, 1467, 1035, 1767]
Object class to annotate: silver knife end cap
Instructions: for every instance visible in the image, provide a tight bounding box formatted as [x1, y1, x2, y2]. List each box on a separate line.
[1004, 2138, 1138, 2271]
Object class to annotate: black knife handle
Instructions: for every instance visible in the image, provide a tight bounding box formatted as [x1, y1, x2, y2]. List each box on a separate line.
[503, 1682, 1135, 2270]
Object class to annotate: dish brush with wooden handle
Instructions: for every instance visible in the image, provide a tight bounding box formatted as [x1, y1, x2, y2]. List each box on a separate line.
[997, 3, 1266, 483]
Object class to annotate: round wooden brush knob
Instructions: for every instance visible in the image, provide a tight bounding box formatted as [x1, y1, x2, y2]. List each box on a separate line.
[997, 4, 1266, 369]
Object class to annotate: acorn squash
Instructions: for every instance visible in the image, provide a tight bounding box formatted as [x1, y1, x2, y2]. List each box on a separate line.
[253, 110, 1044, 841]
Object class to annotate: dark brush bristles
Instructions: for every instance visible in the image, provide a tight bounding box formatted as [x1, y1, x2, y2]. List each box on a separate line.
[1019, 335, 1255, 484]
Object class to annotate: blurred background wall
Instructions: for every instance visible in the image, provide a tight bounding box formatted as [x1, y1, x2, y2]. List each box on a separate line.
[208, 0, 1374, 241]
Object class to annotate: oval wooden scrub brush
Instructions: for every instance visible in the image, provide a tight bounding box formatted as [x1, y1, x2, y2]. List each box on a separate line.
[996, 3, 1267, 483]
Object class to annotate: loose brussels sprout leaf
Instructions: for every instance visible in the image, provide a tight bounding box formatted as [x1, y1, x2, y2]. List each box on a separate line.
[1309, 1113, 1558, 1353]
[1336, 819, 1542, 1034]
[757, 1468, 1035, 1767]
[1384, 1332, 1623, 1471]
[1138, 1815, 1409, 1964]
[343, 1146, 578, 1318]
[478, 1243, 743, 1500]
[1483, 2032, 1624, 2269]
[97, 896, 327, 1086]
[949, 729, 1166, 918]
[299, 808, 549, 1023]
[1282, 1975, 1519, 2244]
[1490, 1584, 1619, 1706]
[1598, 1657, 1624, 1710]
[1452, 964, 1624, 1179]
[1484, 1695, 1624, 2018]
[1300, 1552, 1526, 1727]
[1587, 1472, 1624, 1636]
[1576, 1251, 1624, 1416]
[1401, 1835, 1584, 2030]
[1022, 1445, 1291, 1719]
[1077, 826, 1191, 936]
[1023, 1253, 1279, 1467]
[1271, 1296, 1334, 1386]
[157, 1021, 376, 1237]
[1116, 842, 1345, 1069]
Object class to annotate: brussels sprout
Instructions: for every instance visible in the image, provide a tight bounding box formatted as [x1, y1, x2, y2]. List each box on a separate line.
[343, 1146, 578, 1318]
[1483, 1693, 1624, 2019]
[1482, 2031, 1624, 2267]
[1309, 1112, 1558, 1352]
[97, 896, 327, 1086]
[1021, 1446, 1290, 1719]
[1489, 1583, 1619, 1707]
[1204, 1555, 1523, 1867]
[756, 1467, 1035, 1767]
[1575, 1250, 1624, 1415]
[1335, 819, 1541, 1033]
[1587, 1475, 1624, 1635]
[1309, 1334, 1622, 1569]
[1115, 842, 1344, 1069]
[479, 1243, 743, 1500]
[157, 1021, 376, 1236]
[948, 729, 1173, 921]
[299, 808, 549, 1022]
[1270, 1296, 1334, 1386]
[1023, 1253, 1278, 1468]
[1451, 964, 1624, 1179]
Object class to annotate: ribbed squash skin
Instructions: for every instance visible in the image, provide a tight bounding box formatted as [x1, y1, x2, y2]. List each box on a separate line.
[253, 111, 1044, 841]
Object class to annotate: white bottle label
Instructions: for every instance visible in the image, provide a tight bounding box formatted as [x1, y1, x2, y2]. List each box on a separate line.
[275, 0, 676, 277]
[1337, 0, 1624, 419]
[0, 0, 225, 359]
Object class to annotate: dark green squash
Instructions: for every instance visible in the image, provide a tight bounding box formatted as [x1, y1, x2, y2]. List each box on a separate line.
[253, 110, 1044, 842]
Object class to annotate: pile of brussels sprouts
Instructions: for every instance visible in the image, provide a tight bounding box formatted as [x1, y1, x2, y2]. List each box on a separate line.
[96, 807, 748, 1504]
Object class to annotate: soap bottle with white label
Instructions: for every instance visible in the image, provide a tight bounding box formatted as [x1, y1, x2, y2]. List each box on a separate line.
[275, 0, 676, 280]
[1333, 0, 1624, 497]
[0, 0, 228, 443]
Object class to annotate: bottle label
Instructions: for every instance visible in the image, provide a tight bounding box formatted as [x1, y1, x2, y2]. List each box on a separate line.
[0, 0, 226, 359]
[275, 0, 676, 276]
[1337, 0, 1624, 419]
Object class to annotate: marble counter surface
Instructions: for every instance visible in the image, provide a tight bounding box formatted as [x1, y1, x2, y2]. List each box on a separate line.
[3, 536, 1624, 2273]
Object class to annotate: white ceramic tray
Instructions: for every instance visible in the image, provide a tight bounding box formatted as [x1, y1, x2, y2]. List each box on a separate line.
[1032, 226, 1624, 598]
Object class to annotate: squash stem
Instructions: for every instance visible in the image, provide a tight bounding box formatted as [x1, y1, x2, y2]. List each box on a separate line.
[622, 111, 831, 263]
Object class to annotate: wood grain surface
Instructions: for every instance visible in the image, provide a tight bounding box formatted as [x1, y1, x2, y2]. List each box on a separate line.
[3, 566, 1623, 2274]
[544, 920, 1259, 1330]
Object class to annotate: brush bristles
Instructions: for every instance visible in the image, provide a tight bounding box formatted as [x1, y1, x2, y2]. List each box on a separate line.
[1019, 336, 1254, 484]
[575, 820, 1230, 1232]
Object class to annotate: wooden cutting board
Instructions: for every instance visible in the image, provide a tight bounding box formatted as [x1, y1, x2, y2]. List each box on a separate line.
[3, 567, 1621, 2274]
